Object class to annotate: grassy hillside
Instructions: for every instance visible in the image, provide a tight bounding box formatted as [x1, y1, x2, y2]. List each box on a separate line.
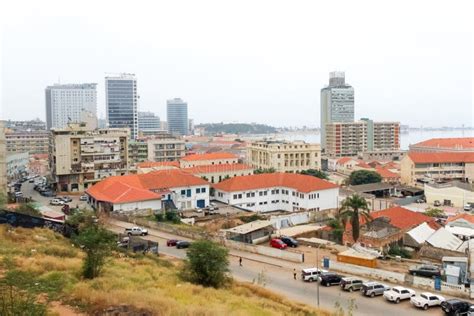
[0, 226, 329, 316]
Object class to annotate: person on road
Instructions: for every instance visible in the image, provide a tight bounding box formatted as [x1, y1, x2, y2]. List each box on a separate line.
[293, 269, 297, 280]
[239, 257, 242, 267]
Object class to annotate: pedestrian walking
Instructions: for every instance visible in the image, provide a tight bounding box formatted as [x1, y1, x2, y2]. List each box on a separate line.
[293, 268, 297, 280]
[239, 256, 242, 267]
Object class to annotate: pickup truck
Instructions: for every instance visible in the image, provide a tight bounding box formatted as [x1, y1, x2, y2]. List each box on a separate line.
[383, 286, 415, 303]
[124, 227, 148, 236]
[410, 292, 445, 310]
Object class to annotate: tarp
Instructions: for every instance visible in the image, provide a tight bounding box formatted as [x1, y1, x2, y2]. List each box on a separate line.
[406, 222, 436, 245]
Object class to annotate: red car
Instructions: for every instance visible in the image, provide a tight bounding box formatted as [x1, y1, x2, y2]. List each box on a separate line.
[167, 239, 179, 247]
[270, 238, 287, 249]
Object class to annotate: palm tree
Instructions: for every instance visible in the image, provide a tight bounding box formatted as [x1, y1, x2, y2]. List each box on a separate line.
[338, 194, 371, 243]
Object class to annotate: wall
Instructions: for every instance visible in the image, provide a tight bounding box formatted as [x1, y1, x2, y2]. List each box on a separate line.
[114, 199, 162, 213]
[180, 158, 238, 168]
[425, 184, 474, 208]
[171, 185, 210, 210]
[225, 240, 304, 263]
[400, 155, 414, 185]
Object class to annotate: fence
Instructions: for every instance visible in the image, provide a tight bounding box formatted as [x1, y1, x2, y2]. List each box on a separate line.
[411, 276, 470, 298]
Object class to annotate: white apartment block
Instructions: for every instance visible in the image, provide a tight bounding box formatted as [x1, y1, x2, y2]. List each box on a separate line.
[213, 173, 339, 213]
[50, 123, 129, 192]
[247, 140, 321, 173]
[45, 83, 97, 130]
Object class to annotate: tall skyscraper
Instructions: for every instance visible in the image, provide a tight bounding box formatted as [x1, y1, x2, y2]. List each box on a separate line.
[45, 83, 97, 130]
[320, 72, 354, 150]
[138, 111, 161, 135]
[167, 98, 188, 136]
[105, 73, 138, 139]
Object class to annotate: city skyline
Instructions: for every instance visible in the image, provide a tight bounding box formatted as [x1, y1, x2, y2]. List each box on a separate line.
[1, 1, 473, 128]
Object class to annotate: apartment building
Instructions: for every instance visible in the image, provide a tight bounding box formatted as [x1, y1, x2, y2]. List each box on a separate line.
[247, 140, 321, 173]
[183, 163, 254, 183]
[409, 138, 474, 153]
[0, 122, 6, 194]
[213, 173, 339, 213]
[138, 111, 162, 136]
[400, 152, 474, 187]
[128, 140, 149, 165]
[6, 152, 29, 181]
[49, 123, 129, 192]
[147, 134, 186, 162]
[5, 130, 49, 155]
[325, 119, 400, 158]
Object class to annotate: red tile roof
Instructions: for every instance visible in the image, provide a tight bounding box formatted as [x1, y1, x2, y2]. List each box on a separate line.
[181, 152, 238, 161]
[446, 213, 474, 225]
[356, 161, 372, 169]
[86, 169, 208, 204]
[183, 163, 253, 175]
[213, 172, 338, 193]
[136, 161, 180, 168]
[361, 206, 438, 230]
[407, 152, 474, 163]
[375, 167, 400, 179]
[337, 157, 355, 165]
[413, 138, 474, 149]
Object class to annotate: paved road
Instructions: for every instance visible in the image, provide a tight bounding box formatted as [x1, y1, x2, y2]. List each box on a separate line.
[108, 221, 446, 316]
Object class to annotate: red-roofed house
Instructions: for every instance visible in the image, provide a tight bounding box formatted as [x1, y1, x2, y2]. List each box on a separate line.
[401, 151, 474, 186]
[180, 152, 239, 168]
[343, 206, 439, 250]
[410, 137, 474, 153]
[86, 169, 210, 213]
[335, 157, 359, 174]
[136, 161, 180, 174]
[212, 172, 339, 213]
[375, 167, 400, 183]
[183, 163, 253, 183]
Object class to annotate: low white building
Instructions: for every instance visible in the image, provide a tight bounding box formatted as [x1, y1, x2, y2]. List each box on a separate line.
[180, 152, 239, 168]
[212, 172, 339, 213]
[86, 169, 210, 213]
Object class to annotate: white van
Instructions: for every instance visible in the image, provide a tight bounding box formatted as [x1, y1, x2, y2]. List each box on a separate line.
[301, 268, 328, 282]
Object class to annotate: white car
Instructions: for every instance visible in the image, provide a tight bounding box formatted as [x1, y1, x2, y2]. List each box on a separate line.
[383, 286, 415, 303]
[410, 292, 445, 310]
[50, 198, 64, 206]
[301, 268, 328, 282]
[124, 227, 148, 236]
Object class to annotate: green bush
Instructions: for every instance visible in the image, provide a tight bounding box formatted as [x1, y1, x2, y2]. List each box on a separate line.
[0, 284, 46, 316]
[388, 245, 411, 259]
[239, 214, 265, 223]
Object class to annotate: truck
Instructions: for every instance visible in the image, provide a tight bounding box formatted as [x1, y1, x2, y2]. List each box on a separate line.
[124, 227, 148, 236]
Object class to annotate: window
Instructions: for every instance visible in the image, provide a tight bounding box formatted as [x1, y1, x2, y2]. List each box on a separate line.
[181, 190, 186, 195]
[186, 189, 191, 197]
[201, 187, 206, 193]
[317, 193, 319, 198]
[196, 188, 201, 193]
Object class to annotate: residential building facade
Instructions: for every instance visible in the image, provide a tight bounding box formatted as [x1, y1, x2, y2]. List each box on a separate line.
[49, 123, 129, 192]
[147, 134, 186, 162]
[45, 83, 97, 129]
[183, 163, 254, 183]
[6, 152, 29, 181]
[105, 73, 138, 139]
[213, 173, 339, 213]
[320, 71, 354, 150]
[128, 141, 149, 165]
[166, 98, 188, 136]
[138, 111, 161, 136]
[86, 169, 210, 213]
[180, 152, 239, 168]
[4, 119, 46, 131]
[325, 120, 400, 158]
[247, 140, 321, 173]
[5, 130, 49, 155]
[400, 152, 474, 187]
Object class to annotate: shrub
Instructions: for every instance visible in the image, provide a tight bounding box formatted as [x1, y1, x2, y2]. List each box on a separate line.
[239, 214, 264, 223]
[388, 245, 411, 259]
[0, 284, 46, 316]
[348, 170, 382, 185]
[181, 240, 230, 288]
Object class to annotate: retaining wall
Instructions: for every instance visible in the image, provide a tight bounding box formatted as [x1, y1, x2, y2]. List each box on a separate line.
[225, 240, 304, 263]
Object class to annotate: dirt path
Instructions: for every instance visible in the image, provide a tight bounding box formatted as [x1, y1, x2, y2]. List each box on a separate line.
[49, 302, 86, 316]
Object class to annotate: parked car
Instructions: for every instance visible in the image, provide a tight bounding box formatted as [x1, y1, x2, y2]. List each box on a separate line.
[14, 191, 23, 197]
[50, 198, 64, 206]
[441, 299, 471, 315]
[319, 273, 342, 287]
[28, 179, 34, 183]
[280, 236, 298, 248]
[124, 227, 148, 236]
[41, 190, 56, 197]
[383, 286, 415, 303]
[409, 265, 441, 278]
[464, 203, 474, 212]
[361, 282, 390, 297]
[176, 241, 191, 249]
[301, 268, 328, 282]
[60, 196, 72, 203]
[340, 277, 364, 292]
[434, 200, 441, 207]
[410, 292, 445, 310]
[270, 238, 287, 249]
[167, 239, 179, 247]
[79, 195, 88, 201]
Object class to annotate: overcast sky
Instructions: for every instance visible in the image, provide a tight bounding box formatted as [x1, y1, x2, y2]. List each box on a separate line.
[1, 0, 473, 127]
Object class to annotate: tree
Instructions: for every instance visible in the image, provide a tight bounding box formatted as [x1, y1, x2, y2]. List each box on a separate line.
[254, 167, 276, 174]
[339, 194, 371, 243]
[299, 169, 328, 180]
[15, 203, 41, 217]
[348, 170, 382, 185]
[181, 240, 230, 288]
[424, 208, 445, 218]
[73, 225, 115, 279]
[66, 209, 98, 232]
[327, 218, 343, 244]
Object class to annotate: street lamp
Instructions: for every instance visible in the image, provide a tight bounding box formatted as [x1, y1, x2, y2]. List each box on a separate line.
[308, 245, 321, 307]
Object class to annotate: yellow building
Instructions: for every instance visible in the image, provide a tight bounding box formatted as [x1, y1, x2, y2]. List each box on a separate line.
[401, 152, 474, 187]
[247, 140, 321, 173]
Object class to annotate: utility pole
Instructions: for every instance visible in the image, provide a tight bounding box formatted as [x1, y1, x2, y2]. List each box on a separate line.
[316, 245, 320, 307]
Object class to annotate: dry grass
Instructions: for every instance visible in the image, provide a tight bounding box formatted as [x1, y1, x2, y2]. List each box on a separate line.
[0, 226, 330, 316]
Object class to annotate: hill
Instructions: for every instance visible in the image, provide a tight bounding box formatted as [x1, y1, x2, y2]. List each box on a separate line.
[0, 225, 328, 315]
[197, 123, 277, 135]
